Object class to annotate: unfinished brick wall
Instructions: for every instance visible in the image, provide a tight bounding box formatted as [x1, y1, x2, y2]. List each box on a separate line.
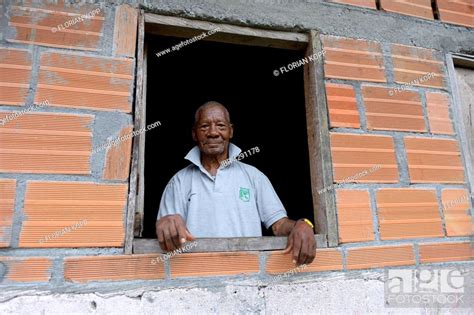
[328, 0, 474, 27]
[323, 34, 472, 270]
[0, 0, 472, 287]
[0, 0, 137, 283]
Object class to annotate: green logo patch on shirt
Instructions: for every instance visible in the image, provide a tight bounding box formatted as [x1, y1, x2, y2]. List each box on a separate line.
[239, 187, 250, 202]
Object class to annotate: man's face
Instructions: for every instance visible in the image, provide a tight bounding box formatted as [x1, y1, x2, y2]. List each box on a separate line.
[192, 106, 233, 157]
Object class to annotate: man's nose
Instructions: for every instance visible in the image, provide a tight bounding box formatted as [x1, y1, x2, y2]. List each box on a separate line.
[208, 124, 219, 136]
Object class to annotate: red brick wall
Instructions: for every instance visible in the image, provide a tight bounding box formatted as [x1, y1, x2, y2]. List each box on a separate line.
[437, 0, 474, 27]
[323, 35, 472, 267]
[328, 0, 474, 27]
[0, 1, 137, 255]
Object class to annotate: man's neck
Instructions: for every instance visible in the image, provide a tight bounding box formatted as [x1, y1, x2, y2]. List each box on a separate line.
[201, 152, 228, 176]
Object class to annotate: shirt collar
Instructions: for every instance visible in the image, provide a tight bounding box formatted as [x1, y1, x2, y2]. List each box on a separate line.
[185, 143, 242, 169]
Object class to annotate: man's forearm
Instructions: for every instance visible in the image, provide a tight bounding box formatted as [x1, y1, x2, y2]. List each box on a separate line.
[271, 217, 296, 236]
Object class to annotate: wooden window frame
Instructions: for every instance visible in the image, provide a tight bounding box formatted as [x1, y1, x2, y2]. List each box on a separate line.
[124, 12, 338, 254]
[446, 53, 474, 198]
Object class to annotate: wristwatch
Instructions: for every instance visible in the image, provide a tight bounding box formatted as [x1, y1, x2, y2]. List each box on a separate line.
[299, 218, 314, 229]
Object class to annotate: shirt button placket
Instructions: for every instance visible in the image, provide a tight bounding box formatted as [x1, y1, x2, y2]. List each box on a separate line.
[214, 172, 218, 192]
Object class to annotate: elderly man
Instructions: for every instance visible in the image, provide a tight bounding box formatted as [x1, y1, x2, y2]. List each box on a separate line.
[156, 101, 316, 265]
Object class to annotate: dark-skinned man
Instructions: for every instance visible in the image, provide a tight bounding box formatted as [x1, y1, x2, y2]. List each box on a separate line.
[156, 101, 316, 265]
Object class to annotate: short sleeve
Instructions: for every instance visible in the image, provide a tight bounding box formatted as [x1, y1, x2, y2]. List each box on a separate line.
[255, 173, 288, 229]
[157, 177, 187, 221]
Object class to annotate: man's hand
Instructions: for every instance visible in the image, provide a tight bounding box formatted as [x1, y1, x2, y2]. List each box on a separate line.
[281, 219, 316, 266]
[156, 214, 195, 252]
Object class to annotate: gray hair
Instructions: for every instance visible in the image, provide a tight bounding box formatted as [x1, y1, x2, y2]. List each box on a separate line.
[194, 101, 231, 126]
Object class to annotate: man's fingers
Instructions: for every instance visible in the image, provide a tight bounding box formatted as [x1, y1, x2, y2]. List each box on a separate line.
[185, 227, 195, 241]
[292, 238, 302, 265]
[162, 228, 175, 252]
[176, 221, 189, 244]
[282, 244, 292, 255]
[282, 235, 294, 254]
[169, 221, 182, 249]
[297, 242, 308, 266]
[303, 240, 315, 265]
[157, 229, 167, 251]
[156, 215, 193, 252]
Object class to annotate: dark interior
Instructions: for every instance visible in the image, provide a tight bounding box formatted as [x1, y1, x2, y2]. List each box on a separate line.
[142, 32, 315, 238]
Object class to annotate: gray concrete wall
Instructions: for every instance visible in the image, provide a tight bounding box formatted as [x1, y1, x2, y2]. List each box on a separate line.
[133, 0, 474, 54]
[0, 263, 473, 314]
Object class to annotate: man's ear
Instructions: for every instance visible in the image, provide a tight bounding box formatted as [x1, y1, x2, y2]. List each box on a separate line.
[192, 128, 197, 142]
[229, 124, 234, 139]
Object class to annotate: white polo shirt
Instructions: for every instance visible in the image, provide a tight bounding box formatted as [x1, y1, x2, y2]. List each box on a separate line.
[157, 143, 288, 237]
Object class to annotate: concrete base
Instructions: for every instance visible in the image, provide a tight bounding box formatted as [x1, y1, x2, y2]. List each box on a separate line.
[1, 268, 472, 314]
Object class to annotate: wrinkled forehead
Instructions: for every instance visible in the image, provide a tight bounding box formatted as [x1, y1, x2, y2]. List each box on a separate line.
[196, 106, 230, 123]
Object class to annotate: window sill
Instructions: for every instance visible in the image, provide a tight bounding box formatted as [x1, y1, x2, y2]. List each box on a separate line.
[133, 235, 327, 254]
